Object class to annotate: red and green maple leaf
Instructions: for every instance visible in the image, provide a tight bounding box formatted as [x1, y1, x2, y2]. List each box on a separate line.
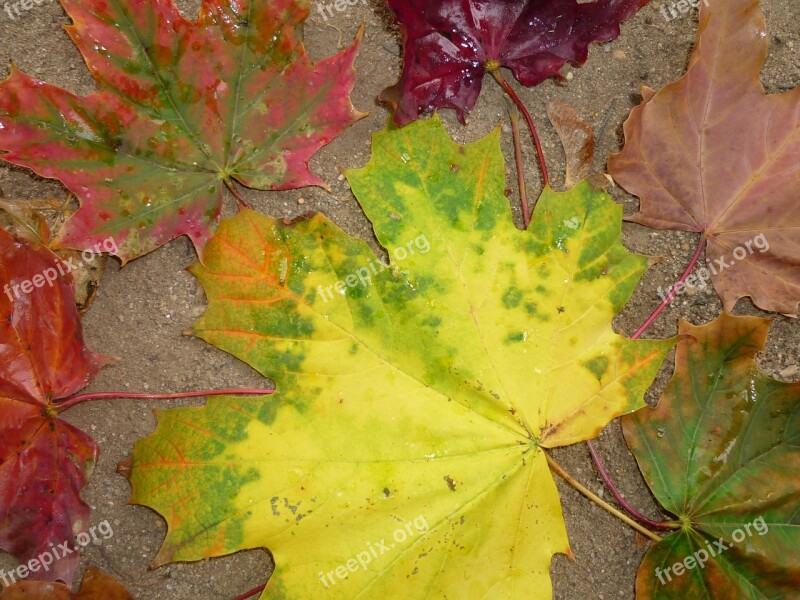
[0, 229, 110, 584]
[623, 313, 800, 598]
[381, 0, 648, 125]
[0, 0, 363, 263]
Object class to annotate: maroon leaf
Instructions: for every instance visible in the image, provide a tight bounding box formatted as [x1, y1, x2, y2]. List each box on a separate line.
[381, 0, 648, 124]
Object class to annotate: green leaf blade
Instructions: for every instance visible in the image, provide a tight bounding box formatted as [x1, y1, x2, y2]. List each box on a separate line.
[623, 313, 800, 597]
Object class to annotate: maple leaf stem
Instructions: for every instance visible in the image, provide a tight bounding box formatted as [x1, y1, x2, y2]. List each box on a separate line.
[545, 452, 663, 542]
[56, 387, 273, 412]
[490, 69, 550, 189]
[585, 439, 678, 530]
[505, 98, 531, 227]
[631, 233, 706, 340]
[583, 234, 706, 531]
[225, 179, 254, 210]
[230, 583, 267, 600]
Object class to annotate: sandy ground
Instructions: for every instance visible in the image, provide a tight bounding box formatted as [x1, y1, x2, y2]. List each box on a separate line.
[0, 0, 798, 598]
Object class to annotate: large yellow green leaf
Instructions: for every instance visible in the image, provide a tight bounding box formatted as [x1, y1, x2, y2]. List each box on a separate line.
[129, 117, 674, 599]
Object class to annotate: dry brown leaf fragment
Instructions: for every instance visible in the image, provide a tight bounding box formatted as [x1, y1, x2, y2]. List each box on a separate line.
[546, 100, 595, 189]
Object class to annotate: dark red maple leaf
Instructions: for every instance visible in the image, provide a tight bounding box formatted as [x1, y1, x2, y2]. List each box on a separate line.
[0, 229, 109, 584]
[381, 0, 648, 124]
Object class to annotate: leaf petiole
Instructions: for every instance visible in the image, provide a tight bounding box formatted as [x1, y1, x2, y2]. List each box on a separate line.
[586, 439, 678, 530]
[631, 234, 706, 340]
[225, 179, 254, 210]
[505, 98, 531, 228]
[490, 69, 550, 189]
[56, 387, 273, 412]
[545, 452, 663, 542]
[231, 583, 267, 600]
[584, 234, 706, 532]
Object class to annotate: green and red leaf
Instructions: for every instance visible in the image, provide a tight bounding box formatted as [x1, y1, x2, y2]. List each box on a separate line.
[623, 313, 800, 598]
[0, 0, 364, 262]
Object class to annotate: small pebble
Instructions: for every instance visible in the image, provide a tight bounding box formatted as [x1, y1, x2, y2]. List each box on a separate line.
[297, 197, 305, 204]
[613, 49, 627, 60]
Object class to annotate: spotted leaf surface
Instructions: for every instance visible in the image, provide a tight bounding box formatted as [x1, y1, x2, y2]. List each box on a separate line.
[381, 0, 647, 124]
[608, 0, 800, 315]
[622, 314, 800, 598]
[0, 230, 109, 584]
[129, 117, 674, 599]
[0, 0, 363, 262]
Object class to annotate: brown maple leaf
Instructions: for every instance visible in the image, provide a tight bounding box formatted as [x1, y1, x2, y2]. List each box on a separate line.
[609, 0, 800, 315]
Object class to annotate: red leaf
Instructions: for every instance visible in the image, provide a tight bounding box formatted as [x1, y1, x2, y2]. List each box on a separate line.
[0, 229, 109, 584]
[381, 0, 647, 124]
[0, 0, 363, 262]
